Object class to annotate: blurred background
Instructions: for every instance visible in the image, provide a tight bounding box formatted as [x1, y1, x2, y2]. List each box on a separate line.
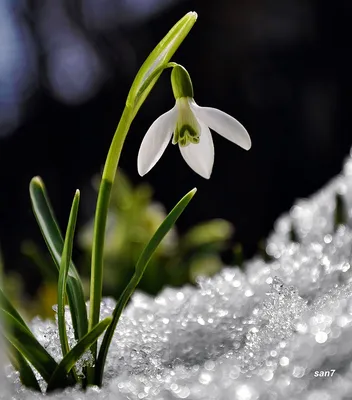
[0, 0, 351, 317]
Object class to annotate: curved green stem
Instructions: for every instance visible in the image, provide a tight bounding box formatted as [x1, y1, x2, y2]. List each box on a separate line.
[88, 62, 175, 364]
[88, 105, 133, 349]
[87, 13, 197, 380]
[131, 62, 178, 118]
[88, 62, 177, 339]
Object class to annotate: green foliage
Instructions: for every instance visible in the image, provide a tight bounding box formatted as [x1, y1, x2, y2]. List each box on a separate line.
[6, 339, 41, 392]
[57, 190, 81, 385]
[57, 190, 80, 355]
[30, 177, 88, 340]
[1, 308, 59, 384]
[79, 171, 234, 297]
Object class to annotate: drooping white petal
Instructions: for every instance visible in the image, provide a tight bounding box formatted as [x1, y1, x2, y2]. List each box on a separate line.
[179, 121, 214, 179]
[190, 100, 251, 150]
[137, 106, 177, 176]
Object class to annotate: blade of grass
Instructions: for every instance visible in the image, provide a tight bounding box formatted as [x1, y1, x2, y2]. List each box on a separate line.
[1, 309, 60, 384]
[57, 190, 80, 384]
[5, 338, 41, 392]
[46, 317, 112, 392]
[30, 177, 88, 341]
[95, 188, 197, 385]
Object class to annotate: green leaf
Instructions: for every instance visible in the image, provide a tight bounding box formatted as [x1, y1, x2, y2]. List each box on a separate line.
[58, 190, 80, 360]
[1, 309, 59, 384]
[0, 289, 44, 388]
[127, 11, 197, 114]
[95, 188, 197, 386]
[46, 317, 112, 392]
[0, 288, 29, 331]
[5, 338, 41, 392]
[134, 188, 197, 274]
[30, 177, 88, 340]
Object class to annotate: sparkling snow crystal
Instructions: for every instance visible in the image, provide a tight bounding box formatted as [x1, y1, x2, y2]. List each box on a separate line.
[4, 150, 352, 399]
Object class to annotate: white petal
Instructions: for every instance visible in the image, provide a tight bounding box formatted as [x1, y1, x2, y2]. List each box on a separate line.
[179, 121, 214, 179]
[190, 101, 251, 150]
[137, 106, 177, 176]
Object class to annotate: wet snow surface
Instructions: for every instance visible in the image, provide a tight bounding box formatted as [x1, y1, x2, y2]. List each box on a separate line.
[5, 152, 352, 399]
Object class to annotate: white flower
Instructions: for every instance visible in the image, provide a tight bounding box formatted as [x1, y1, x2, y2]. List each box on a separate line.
[137, 64, 251, 179]
[137, 97, 251, 179]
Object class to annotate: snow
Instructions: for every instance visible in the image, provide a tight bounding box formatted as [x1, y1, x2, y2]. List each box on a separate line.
[4, 151, 352, 399]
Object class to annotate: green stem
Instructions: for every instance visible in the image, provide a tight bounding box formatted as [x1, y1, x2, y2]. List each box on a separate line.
[88, 61, 178, 340]
[131, 62, 177, 118]
[88, 105, 133, 350]
[88, 62, 180, 384]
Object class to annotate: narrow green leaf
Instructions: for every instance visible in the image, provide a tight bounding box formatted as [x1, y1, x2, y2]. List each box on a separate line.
[47, 317, 112, 392]
[134, 188, 197, 274]
[95, 188, 197, 385]
[1, 310, 59, 384]
[0, 288, 29, 331]
[5, 338, 41, 392]
[0, 290, 41, 390]
[30, 177, 88, 340]
[58, 190, 80, 360]
[127, 12, 197, 114]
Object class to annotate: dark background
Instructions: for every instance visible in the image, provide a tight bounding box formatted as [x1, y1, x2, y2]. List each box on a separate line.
[0, 0, 351, 295]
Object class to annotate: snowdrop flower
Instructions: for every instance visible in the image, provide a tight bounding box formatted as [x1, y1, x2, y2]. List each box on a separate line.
[137, 64, 251, 179]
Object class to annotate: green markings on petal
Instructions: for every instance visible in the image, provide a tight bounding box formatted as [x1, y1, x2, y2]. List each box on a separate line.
[176, 125, 200, 146]
[179, 137, 187, 147]
[173, 97, 201, 147]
